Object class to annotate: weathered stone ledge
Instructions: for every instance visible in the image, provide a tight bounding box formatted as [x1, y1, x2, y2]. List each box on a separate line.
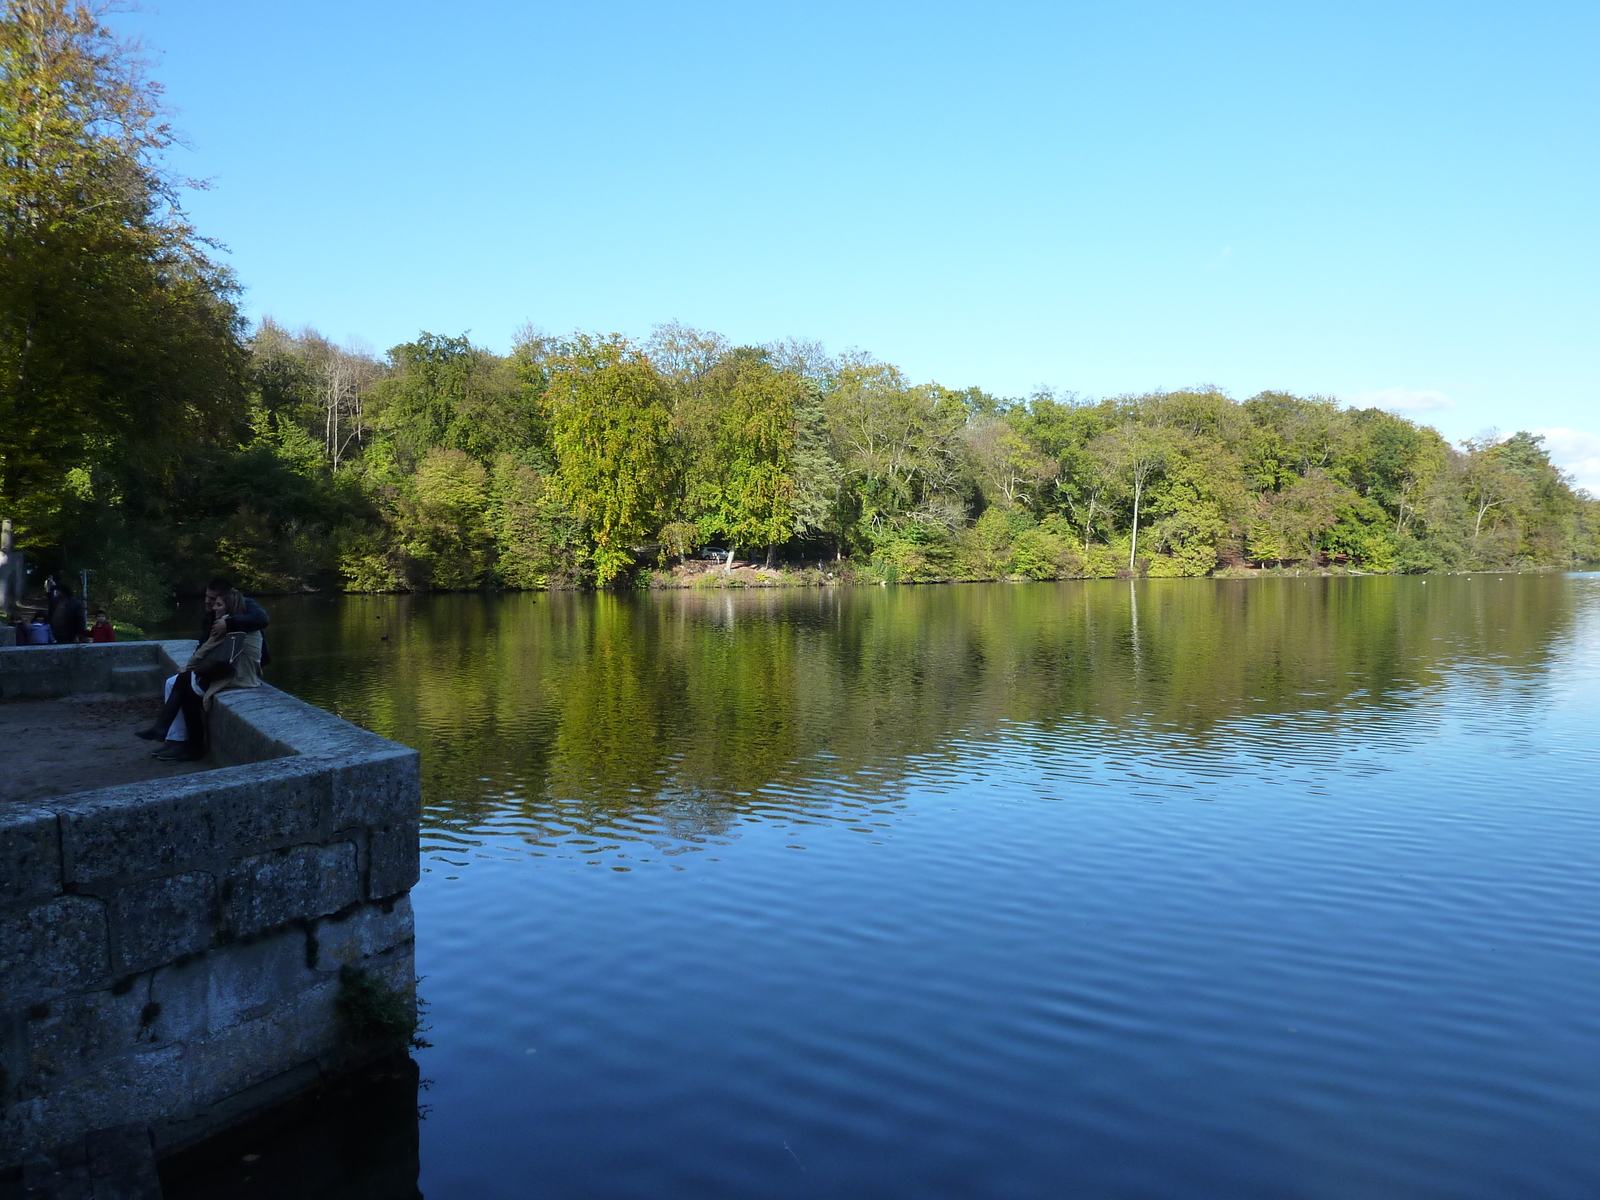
[0, 641, 421, 1177]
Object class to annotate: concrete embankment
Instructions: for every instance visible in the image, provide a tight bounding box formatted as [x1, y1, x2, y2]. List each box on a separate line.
[0, 640, 421, 1196]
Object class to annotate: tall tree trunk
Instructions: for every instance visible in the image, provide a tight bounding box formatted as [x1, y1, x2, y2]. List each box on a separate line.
[765, 543, 776, 569]
[1129, 478, 1142, 570]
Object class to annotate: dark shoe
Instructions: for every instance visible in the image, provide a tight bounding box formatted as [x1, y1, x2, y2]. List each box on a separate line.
[134, 726, 164, 741]
[155, 744, 204, 762]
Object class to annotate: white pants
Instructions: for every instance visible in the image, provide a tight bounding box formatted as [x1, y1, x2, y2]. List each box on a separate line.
[163, 673, 204, 742]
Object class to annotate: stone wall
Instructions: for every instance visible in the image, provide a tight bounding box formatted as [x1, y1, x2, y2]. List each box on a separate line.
[0, 641, 167, 702]
[0, 642, 421, 1174]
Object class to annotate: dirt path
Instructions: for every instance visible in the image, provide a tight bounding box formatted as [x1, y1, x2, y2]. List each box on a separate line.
[0, 696, 216, 806]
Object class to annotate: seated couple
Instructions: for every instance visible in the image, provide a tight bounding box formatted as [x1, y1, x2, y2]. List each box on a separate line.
[136, 577, 270, 762]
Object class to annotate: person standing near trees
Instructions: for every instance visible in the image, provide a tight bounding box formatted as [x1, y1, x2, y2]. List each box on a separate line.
[48, 578, 86, 642]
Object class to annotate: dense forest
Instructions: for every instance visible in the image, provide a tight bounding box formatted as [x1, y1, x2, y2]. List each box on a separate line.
[3, 2, 1597, 623]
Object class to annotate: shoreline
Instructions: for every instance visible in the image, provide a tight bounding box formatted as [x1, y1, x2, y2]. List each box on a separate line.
[208, 561, 1592, 601]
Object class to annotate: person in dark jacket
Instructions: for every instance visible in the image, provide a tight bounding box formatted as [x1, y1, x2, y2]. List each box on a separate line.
[136, 578, 270, 759]
[48, 581, 87, 643]
[195, 576, 269, 647]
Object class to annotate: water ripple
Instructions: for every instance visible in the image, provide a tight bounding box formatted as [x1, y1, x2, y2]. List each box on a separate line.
[256, 575, 1600, 1199]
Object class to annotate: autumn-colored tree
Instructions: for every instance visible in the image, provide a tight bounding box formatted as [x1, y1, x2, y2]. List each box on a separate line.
[1246, 471, 1356, 563]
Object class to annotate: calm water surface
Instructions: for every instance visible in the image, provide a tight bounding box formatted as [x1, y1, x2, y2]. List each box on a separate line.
[262, 576, 1600, 1198]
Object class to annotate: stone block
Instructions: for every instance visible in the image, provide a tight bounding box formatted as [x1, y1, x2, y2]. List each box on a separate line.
[56, 789, 213, 889]
[145, 954, 210, 1048]
[107, 872, 218, 975]
[313, 897, 414, 972]
[364, 944, 418, 1007]
[0, 896, 108, 1008]
[0, 805, 61, 908]
[367, 821, 420, 900]
[0, 1046, 185, 1168]
[150, 1060, 323, 1158]
[85, 1123, 161, 1200]
[0, 643, 165, 701]
[208, 764, 328, 853]
[214, 685, 395, 764]
[12, 985, 151, 1101]
[224, 842, 359, 937]
[0, 1007, 27, 1108]
[17, 1137, 91, 1197]
[108, 664, 165, 697]
[202, 927, 321, 1035]
[328, 750, 422, 830]
[208, 687, 301, 763]
[186, 978, 341, 1109]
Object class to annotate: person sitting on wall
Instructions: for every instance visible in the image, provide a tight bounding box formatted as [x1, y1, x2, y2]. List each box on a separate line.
[187, 576, 270, 652]
[90, 610, 116, 642]
[49, 580, 87, 644]
[134, 578, 268, 761]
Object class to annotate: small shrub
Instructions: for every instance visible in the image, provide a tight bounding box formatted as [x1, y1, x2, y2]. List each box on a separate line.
[1007, 515, 1083, 580]
[337, 966, 429, 1052]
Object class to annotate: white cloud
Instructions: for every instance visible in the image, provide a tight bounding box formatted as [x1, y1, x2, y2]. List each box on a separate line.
[1534, 427, 1600, 495]
[1347, 387, 1456, 413]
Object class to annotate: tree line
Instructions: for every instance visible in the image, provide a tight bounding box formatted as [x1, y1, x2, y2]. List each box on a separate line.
[4, 2, 1597, 620]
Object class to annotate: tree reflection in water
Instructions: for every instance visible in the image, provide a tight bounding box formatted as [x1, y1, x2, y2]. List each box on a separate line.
[260, 574, 1578, 860]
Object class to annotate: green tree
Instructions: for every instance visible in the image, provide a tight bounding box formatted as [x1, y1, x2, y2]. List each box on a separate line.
[962, 414, 1058, 511]
[398, 447, 492, 588]
[1091, 422, 1171, 570]
[1246, 470, 1352, 563]
[1240, 393, 1351, 490]
[786, 377, 844, 552]
[1458, 435, 1533, 554]
[1, 0, 244, 548]
[1144, 434, 1244, 576]
[681, 352, 800, 566]
[542, 336, 674, 584]
[825, 360, 967, 543]
[370, 332, 536, 471]
[490, 453, 586, 588]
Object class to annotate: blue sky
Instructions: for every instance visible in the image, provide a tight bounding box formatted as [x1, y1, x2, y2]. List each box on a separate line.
[114, 1, 1600, 487]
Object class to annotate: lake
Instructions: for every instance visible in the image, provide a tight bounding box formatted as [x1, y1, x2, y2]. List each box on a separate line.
[167, 574, 1600, 1199]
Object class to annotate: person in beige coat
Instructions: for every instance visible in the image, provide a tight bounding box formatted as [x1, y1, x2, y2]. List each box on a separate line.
[136, 579, 266, 761]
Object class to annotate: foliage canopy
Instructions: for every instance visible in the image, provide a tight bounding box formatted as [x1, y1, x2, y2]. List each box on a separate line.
[3, 2, 1595, 613]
